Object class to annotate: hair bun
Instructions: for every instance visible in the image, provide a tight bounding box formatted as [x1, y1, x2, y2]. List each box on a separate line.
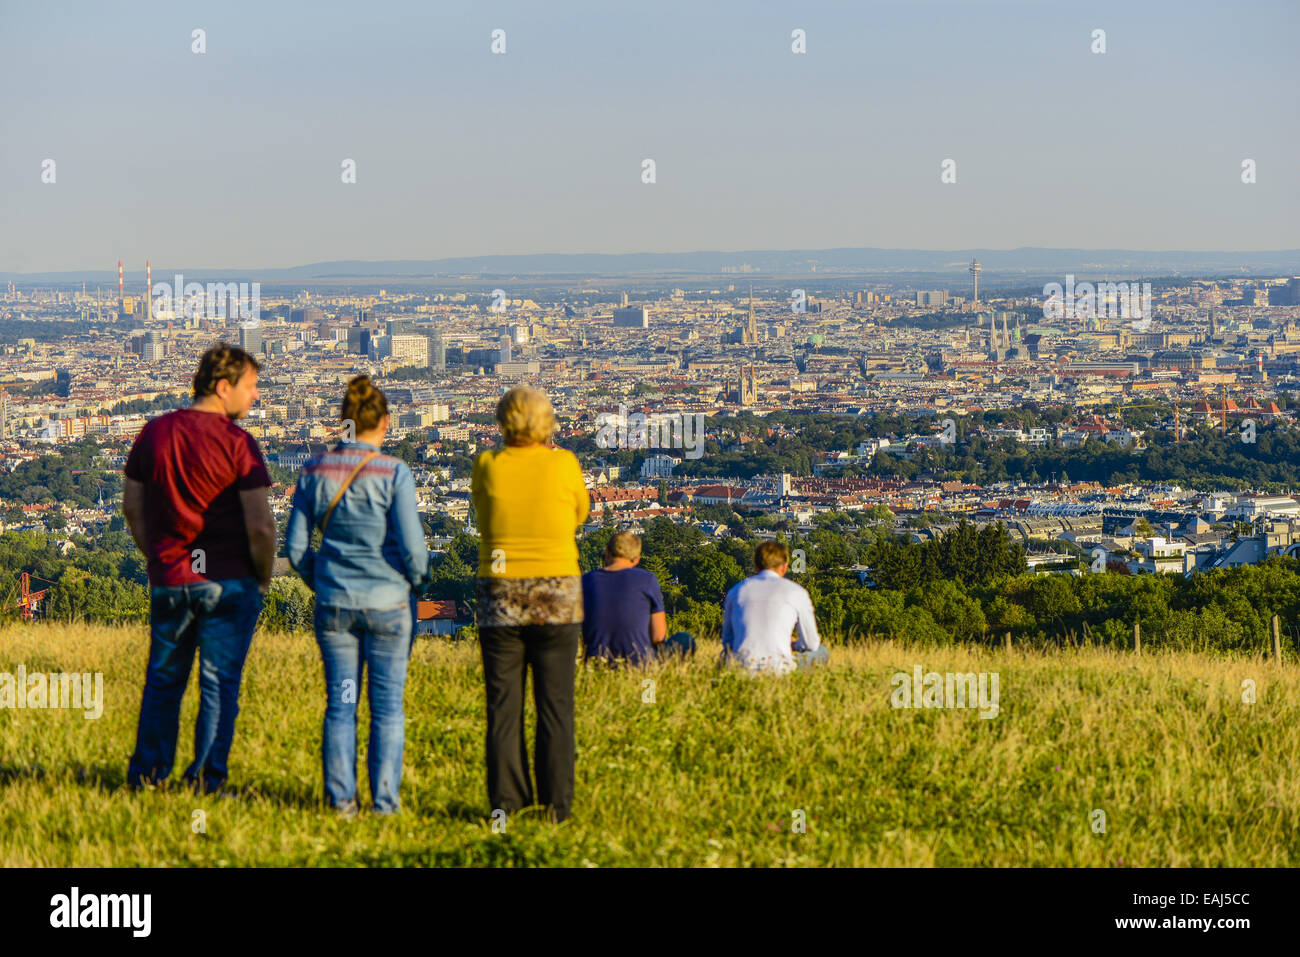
[341, 374, 388, 433]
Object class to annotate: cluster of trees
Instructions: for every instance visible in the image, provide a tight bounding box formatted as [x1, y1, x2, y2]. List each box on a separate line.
[868, 520, 1027, 590]
[0, 523, 338, 633]
[0, 441, 119, 510]
[109, 393, 189, 417]
[0, 319, 80, 343]
[7, 472, 1299, 657]
[41, 572, 148, 625]
[260, 577, 315, 633]
[384, 366, 442, 382]
[0, 529, 148, 625]
[866, 421, 1300, 490]
[411, 511, 1300, 654]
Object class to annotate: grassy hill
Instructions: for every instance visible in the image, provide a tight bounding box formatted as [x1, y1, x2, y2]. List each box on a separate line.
[1, 622, 1297, 866]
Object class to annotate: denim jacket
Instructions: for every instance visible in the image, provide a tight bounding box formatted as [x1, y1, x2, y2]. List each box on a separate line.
[286, 441, 429, 610]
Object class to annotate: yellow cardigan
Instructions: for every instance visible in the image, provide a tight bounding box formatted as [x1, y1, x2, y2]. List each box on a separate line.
[470, 444, 591, 577]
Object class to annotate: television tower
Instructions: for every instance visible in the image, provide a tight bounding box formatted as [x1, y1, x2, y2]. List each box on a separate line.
[969, 258, 982, 304]
[146, 260, 152, 321]
[117, 260, 124, 307]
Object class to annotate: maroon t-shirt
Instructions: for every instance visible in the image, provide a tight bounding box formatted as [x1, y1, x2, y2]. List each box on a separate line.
[124, 408, 272, 586]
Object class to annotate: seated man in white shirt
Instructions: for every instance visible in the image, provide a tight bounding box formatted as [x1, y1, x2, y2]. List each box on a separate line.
[722, 541, 824, 675]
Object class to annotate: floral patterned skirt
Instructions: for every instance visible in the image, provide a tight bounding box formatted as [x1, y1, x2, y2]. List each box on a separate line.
[475, 576, 584, 627]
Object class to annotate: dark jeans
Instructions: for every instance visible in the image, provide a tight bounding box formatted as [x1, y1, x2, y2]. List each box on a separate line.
[316, 600, 414, 813]
[479, 623, 580, 822]
[127, 576, 263, 792]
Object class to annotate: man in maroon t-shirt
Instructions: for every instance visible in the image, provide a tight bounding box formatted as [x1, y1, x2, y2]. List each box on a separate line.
[123, 343, 277, 794]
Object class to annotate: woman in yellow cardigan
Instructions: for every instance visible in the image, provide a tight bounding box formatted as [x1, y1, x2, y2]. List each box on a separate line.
[471, 386, 590, 824]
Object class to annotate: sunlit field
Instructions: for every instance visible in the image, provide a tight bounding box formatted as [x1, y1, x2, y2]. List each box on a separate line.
[1, 621, 1296, 866]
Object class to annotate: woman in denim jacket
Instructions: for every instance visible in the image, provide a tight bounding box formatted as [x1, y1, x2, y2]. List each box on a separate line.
[286, 375, 428, 815]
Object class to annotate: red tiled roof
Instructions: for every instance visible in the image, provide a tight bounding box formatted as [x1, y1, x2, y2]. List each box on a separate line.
[417, 600, 459, 621]
[691, 485, 747, 498]
[589, 487, 659, 504]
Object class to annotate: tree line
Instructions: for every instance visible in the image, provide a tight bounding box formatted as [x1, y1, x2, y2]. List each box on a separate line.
[6, 512, 1300, 656]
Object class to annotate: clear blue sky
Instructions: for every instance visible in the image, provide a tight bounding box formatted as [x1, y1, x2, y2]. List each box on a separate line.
[2, 0, 1297, 272]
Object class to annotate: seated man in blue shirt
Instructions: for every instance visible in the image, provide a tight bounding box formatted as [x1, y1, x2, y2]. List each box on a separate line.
[581, 531, 667, 666]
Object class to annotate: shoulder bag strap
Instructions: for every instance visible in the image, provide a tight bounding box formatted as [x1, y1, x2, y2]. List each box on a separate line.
[320, 450, 380, 533]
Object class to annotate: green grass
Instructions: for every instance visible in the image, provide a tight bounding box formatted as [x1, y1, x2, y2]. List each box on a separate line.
[1, 621, 1297, 866]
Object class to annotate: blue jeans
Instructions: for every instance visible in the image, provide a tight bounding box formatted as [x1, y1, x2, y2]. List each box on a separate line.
[127, 576, 263, 792]
[797, 646, 831, 669]
[316, 600, 414, 813]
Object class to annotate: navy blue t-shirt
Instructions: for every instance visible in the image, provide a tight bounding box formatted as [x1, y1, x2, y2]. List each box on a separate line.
[581, 566, 665, 665]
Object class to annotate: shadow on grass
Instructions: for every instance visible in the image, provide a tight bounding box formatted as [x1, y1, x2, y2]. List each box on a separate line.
[0, 762, 330, 811]
[439, 799, 491, 823]
[217, 777, 321, 811]
[411, 799, 567, 827]
[0, 765, 566, 831]
[0, 762, 127, 793]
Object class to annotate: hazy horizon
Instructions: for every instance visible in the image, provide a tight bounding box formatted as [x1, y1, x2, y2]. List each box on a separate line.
[5, 245, 1299, 286]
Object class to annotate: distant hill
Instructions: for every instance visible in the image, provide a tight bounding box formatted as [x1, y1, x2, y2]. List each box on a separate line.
[5, 247, 1298, 283]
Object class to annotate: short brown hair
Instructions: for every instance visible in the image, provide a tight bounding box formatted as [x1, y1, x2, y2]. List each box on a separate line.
[495, 386, 556, 445]
[754, 541, 790, 572]
[340, 375, 389, 433]
[605, 531, 642, 562]
[193, 342, 261, 398]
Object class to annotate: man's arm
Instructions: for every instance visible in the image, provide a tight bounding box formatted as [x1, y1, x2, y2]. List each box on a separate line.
[792, 585, 821, 653]
[647, 574, 667, 644]
[122, 478, 149, 557]
[239, 486, 277, 592]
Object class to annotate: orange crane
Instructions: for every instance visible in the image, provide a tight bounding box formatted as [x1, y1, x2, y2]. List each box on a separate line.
[10, 572, 53, 621]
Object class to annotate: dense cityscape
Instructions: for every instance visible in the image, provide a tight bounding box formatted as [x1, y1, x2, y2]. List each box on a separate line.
[3, 261, 1300, 641]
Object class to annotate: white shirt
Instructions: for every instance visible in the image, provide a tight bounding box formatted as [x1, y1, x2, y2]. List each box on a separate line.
[722, 570, 821, 674]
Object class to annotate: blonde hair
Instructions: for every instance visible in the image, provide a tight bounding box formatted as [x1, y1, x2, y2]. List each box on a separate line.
[605, 531, 642, 562]
[495, 386, 556, 445]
